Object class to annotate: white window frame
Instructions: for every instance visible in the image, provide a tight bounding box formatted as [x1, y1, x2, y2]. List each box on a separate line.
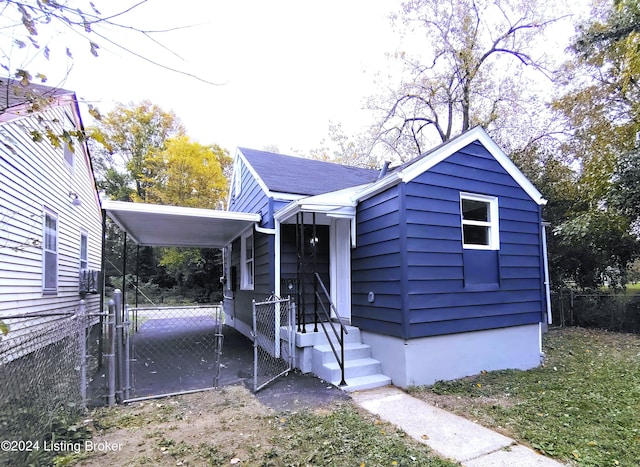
[43, 208, 58, 294]
[460, 193, 499, 250]
[240, 230, 254, 290]
[80, 230, 88, 271]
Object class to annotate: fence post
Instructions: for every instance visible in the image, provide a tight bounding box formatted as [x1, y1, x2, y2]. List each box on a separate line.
[290, 302, 296, 368]
[77, 299, 87, 409]
[113, 289, 123, 403]
[107, 298, 116, 407]
[252, 299, 257, 393]
[123, 304, 131, 401]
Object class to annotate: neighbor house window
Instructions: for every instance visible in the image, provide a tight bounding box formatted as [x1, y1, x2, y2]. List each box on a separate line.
[241, 231, 254, 289]
[64, 144, 74, 167]
[43, 209, 58, 293]
[460, 193, 499, 250]
[80, 230, 88, 270]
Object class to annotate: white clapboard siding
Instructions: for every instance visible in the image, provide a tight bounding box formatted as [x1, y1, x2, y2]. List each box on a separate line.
[0, 96, 102, 339]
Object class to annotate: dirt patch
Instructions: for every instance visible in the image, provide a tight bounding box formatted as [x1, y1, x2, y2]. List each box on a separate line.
[75, 386, 287, 466]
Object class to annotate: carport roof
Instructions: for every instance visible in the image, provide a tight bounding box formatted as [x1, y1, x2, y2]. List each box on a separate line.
[102, 200, 260, 248]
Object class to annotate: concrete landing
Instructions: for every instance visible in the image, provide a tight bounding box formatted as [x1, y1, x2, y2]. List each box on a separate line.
[351, 386, 564, 467]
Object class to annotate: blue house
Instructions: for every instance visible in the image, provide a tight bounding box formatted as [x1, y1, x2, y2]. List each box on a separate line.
[222, 126, 551, 390]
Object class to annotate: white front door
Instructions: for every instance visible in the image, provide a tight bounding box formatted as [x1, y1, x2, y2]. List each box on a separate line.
[330, 218, 352, 324]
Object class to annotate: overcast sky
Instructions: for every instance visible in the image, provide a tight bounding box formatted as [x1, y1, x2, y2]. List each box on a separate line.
[35, 0, 400, 155]
[6, 0, 589, 157]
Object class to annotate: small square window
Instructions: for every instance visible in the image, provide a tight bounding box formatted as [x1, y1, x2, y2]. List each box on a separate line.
[460, 193, 499, 250]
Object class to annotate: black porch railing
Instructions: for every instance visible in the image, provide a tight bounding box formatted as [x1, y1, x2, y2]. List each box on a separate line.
[280, 274, 348, 387]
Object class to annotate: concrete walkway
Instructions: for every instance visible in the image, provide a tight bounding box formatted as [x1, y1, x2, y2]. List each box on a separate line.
[351, 386, 564, 467]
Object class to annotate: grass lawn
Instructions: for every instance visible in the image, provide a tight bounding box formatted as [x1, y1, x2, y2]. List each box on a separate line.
[409, 327, 640, 467]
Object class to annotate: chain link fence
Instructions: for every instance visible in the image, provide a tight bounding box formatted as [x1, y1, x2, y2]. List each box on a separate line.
[252, 296, 295, 392]
[126, 304, 224, 401]
[0, 310, 88, 466]
[551, 289, 640, 333]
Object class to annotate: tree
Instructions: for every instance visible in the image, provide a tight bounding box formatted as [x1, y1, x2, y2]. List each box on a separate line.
[549, 0, 640, 288]
[310, 122, 379, 168]
[89, 100, 185, 201]
[138, 135, 230, 302]
[142, 135, 229, 209]
[369, 0, 564, 161]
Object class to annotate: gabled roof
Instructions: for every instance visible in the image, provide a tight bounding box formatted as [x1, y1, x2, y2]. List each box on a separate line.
[0, 78, 75, 123]
[355, 126, 547, 206]
[238, 147, 379, 197]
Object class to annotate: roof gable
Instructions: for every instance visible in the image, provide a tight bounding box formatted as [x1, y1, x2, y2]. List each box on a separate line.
[0, 79, 75, 123]
[356, 127, 547, 206]
[237, 147, 379, 197]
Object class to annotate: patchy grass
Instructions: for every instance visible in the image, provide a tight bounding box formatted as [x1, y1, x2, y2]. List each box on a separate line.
[69, 386, 455, 467]
[409, 327, 640, 467]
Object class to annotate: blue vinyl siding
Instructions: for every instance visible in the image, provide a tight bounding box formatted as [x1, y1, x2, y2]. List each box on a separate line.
[352, 185, 404, 336]
[353, 140, 545, 339]
[225, 156, 276, 321]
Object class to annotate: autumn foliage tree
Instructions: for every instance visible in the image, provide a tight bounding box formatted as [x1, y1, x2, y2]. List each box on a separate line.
[91, 101, 231, 303]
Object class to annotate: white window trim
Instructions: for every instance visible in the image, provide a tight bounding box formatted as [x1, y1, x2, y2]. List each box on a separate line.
[240, 230, 254, 290]
[460, 193, 499, 250]
[43, 208, 58, 294]
[80, 230, 88, 271]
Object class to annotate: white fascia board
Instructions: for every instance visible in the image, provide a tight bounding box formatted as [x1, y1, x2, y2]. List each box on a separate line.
[352, 172, 402, 203]
[274, 185, 363, 222]
[400, 127, 547, 206]
[102, 199, 260, 222]
[236, 148, 273, 198]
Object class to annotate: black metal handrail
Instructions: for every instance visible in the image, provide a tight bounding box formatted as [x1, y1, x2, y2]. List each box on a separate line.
[313, 272, 348, 386]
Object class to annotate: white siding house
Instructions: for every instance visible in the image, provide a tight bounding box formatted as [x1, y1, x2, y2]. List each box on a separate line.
[0, 79, 102, 348]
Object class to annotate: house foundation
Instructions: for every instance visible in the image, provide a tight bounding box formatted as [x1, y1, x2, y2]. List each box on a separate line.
[361, 324, 543, 388]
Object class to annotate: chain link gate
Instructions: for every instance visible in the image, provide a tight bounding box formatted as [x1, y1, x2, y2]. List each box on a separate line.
[121, 303, 224, 402]
[252, 296, 295, 392]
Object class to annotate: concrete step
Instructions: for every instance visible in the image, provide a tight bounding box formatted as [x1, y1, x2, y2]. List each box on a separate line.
[339, 374, 392, 393]
[295, 324, 362, 347]
[312, 342, 372, 365]
[314, 357, 383, 384]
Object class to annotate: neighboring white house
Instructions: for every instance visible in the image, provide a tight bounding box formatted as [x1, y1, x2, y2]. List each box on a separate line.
[0, 79, 102, 352]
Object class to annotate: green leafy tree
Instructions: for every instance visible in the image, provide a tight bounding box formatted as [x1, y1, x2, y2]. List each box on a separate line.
[550, 0, 640, 288]
[89, 100, 185, 201]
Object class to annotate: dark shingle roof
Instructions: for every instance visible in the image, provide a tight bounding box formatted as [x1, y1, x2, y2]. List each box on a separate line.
[0, 78, 74, 116]
[239, 148, 380, 196]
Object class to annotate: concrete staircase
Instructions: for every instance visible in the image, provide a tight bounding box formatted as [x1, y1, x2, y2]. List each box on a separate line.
[310, 325, 391, 392]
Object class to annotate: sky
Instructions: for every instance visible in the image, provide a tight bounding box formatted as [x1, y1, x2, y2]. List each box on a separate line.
[5, 0, 590, 157]
[22, 0, 402, 156]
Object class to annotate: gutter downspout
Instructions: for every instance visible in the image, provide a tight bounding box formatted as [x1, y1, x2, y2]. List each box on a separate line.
[542, 222, 552, 325]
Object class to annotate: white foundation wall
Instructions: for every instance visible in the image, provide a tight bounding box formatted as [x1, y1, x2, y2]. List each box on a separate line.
[361, 324, 543, 388]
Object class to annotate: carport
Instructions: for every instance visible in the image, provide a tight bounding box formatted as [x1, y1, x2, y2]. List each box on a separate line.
[100, 200, 261, 402]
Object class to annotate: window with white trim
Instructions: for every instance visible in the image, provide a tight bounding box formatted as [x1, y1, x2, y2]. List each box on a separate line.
[80, 230, 88, 271]
[460, 193, 499, 250]
[43, 209, 58, 293]
[241, 231, 254, 290]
